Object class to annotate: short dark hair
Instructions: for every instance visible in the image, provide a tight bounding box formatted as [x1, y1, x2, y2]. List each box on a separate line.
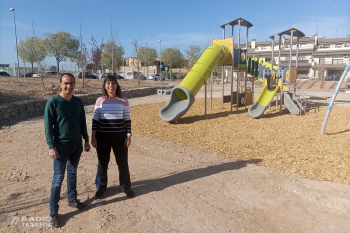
[60, 73, 76, 83]
[103, 74, 122, 98]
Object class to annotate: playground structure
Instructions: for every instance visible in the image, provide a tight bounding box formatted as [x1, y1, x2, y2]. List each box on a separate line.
[247, 28, 307, 118]
[320, 62, 350, 134]
[159, 19, 311, 122]
[159, 18, 253, 122]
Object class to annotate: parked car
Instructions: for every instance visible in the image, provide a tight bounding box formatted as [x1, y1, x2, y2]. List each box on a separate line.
[32, 73, 42, 77]
[112, 73, 124, 79]
[153, 74, 165, 81]
[0, 71, 11, 77]
[125, 71, 146, 80]
[148, 73, 156, 80]
[297, 76, 310, 81]
[25, 72, 36, 77]
[45, 71, 61, 77]
[99, 73, 124, 79]
[325, 76, 340, 81]
[79, 72, 97, 79]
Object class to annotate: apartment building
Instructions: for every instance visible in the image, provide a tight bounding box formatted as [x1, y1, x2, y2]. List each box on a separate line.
[246, 35, 350, 79]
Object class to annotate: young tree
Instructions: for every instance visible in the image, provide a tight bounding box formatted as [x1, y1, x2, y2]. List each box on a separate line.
[138, 46, 157, 79]
[17, 36, 46, 73]
[44, 31, 79, 75]
[90, 36, 102, 71]
[186, 45, 202, 68]
[161, 48, 184, 79]
[70, 43, 88, 74]
[101, 40, 124, 71]
[131, 38, 143, 85]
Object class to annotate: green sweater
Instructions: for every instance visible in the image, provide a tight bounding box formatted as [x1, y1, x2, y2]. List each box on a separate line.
[44, 95, 89, 149]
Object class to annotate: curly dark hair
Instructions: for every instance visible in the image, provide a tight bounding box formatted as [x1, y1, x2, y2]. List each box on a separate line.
[102, 74, 122, 98]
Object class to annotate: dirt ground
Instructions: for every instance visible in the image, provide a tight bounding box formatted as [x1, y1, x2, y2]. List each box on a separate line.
[0, 75, 348, 105]
[0, 77, 175, 105]
[0, 93, 349, 232]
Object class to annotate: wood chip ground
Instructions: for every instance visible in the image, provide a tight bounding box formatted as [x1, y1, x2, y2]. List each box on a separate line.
[131, 98, 350, 184]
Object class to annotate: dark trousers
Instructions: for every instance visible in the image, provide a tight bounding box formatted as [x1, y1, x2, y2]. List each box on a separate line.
[95, 132, 131, 192]
[50, 142, 83, 214]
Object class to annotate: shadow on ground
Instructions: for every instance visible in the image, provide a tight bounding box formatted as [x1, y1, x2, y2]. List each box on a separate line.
[176, 107, 248, 124]
[58, 159, 262, 227]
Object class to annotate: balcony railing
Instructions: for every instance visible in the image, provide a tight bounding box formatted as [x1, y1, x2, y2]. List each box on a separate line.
[316, 61, 347, 65]
[280, 60, 309, 63]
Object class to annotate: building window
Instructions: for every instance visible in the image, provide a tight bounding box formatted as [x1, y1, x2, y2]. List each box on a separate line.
[319, 58, 325, 64]
[332, 59, 343, 65]
[265, 58, 271, 62]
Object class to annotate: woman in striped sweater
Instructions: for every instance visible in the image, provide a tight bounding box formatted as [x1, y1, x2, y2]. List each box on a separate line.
[91, 74, 134, 199]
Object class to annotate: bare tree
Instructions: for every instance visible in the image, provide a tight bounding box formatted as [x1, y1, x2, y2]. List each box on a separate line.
[131, 38, 142, 85]
[319, 64, 325, 88]
[29, 22, 48, 87]
[90, 35, 102, 71]
[70, 20, 90, 87]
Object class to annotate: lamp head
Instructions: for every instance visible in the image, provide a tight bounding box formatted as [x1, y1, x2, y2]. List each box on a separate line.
[158, 40, 161, 42]
[9, 8, 15, 11]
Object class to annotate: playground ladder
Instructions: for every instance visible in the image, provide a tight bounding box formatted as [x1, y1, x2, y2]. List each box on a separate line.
[283, 84, 306, 115]
[293, 85, 307, 115]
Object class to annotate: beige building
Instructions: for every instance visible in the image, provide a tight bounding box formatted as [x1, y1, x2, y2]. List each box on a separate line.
[246, 36, 350, 79]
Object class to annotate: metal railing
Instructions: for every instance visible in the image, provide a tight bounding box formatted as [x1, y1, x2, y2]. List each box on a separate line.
[316, 60, 347, 65]
[292, 84, 307, 115]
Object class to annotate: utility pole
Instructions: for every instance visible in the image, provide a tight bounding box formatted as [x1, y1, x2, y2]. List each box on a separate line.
[158, 40, 161, 74]
[10, 8, 20, 77]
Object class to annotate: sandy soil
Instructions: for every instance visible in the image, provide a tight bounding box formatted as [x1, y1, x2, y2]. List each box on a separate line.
[1, 75, 348, 105]
[0, 93, 349, 233]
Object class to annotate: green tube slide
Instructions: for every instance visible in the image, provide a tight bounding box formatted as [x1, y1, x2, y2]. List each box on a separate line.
[159, 44, 230, 122]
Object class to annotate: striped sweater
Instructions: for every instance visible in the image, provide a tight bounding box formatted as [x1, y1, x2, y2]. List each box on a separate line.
[92, 96, 131, 133]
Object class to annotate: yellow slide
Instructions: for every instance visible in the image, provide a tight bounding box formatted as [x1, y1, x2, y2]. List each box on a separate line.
[248, 85, 280, 118]
[159, 42, 231, 122]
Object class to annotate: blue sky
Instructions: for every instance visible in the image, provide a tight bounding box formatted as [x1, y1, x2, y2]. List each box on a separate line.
[1, 0, 349, 68]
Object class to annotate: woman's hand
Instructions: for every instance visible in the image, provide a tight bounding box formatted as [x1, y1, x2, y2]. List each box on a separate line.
[125, 135, 131, 148]
[91, 136, 97, 148]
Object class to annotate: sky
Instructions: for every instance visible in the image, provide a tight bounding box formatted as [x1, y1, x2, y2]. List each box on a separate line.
[1, 0, 349, 69]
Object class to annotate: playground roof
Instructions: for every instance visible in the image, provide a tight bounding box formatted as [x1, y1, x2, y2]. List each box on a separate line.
[220, 18, 253, 29]
[270, 28, 305, 39]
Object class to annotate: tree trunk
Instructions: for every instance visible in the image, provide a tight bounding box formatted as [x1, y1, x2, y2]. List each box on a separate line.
[57, 60, 60, 76]
[170, 67, 172, 82]
[83, 69, 85, 88]
[32, 62, 34, 74]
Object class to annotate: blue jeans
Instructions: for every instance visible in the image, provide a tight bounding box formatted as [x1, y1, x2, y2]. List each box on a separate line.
[49, 142, 83, 214]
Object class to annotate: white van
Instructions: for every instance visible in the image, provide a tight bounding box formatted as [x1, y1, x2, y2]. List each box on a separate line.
[125, 71, 146, 80]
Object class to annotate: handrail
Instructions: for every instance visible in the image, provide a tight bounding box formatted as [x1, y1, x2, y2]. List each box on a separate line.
[292, 84, 307, 115]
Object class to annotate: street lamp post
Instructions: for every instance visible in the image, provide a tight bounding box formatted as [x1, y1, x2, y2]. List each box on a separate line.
[10, 8, 20, 77]
[123, 58, 125, 78]
[158, 40, 161, 75]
